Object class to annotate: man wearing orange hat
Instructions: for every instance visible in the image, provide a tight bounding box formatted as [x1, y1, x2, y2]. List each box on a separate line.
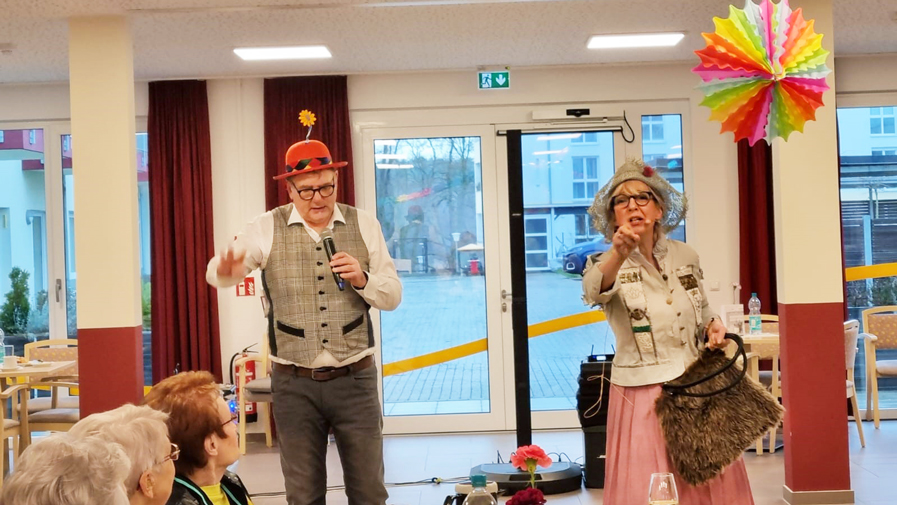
[206, 112, 401, 505]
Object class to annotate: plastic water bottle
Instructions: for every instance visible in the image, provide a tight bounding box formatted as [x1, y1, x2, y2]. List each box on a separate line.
[748, 293, 762, 335]
[462, 475, 497, 505]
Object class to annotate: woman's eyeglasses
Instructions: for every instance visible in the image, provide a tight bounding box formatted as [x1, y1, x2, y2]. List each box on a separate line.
[222, 413, 239, 427]
[159, 443, 180, 464]
[611, 191, 655, 209]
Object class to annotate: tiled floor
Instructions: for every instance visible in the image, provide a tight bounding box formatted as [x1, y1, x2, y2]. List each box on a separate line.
[238, 420, 894, 505]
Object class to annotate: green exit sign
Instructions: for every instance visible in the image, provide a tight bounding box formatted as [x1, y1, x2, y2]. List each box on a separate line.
[478, 71, 510, 90]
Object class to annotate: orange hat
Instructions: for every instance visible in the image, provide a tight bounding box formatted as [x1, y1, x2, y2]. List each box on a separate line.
[273, 109, 348, 180]
[274, 139, 347, 180]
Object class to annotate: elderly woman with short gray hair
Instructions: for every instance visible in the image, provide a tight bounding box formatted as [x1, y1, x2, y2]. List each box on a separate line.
[0, 433, 130, 505]
[69, 404, 177, 505]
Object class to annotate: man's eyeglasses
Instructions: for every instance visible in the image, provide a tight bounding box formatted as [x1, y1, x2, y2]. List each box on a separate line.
[159, 443, 180, 465]
[222, 413, 239, 427]
[291, 181, 336, 201]
[611, 191, 655, 209]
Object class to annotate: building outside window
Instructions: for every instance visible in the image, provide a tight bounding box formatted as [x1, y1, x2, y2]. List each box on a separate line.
[870, 107, 896, 136]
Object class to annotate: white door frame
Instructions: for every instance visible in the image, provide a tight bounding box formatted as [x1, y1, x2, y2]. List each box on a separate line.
[361, 124, 509, 434]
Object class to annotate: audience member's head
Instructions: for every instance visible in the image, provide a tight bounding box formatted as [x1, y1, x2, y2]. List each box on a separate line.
[143, 371, 240, 480]
[1, 433, 130, 505]
[69, 404, 176, 505]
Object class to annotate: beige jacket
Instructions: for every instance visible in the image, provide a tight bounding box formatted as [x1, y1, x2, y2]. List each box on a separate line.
[582, 235, 716, 387]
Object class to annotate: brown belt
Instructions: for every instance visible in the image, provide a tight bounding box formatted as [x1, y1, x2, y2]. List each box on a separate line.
[273, 354, 374, 382]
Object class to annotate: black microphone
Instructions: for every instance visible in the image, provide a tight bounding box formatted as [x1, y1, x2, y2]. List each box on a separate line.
[320, 230, 345, 291]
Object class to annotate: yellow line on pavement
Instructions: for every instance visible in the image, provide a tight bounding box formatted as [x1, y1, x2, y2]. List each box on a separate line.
[845, 263, 897, 282]
[528, 310, 606, 338]
[382, 339, 488, 377]
[381, 310, 606, 377]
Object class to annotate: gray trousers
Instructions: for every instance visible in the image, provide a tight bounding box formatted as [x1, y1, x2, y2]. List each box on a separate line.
[272, 365, 388, 505]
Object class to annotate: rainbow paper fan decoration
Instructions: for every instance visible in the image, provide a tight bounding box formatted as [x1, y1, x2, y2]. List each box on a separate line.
[693, 0, 831, 145]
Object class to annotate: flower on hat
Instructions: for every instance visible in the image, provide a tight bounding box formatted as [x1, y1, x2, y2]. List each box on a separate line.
[299, 110, 316, 128]
[643, 164, 655, 177]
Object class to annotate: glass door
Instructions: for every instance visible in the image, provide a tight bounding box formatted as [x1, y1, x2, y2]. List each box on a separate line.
[0, 128, 51, 353]
[500, 129, 624, 430]
[363, 125, 507, 434]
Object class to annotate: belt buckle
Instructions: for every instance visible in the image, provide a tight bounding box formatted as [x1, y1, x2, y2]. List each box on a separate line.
[311, 367, 334, 381]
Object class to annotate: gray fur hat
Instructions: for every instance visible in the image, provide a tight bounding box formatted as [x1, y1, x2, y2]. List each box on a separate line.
[587, 158, 688, 241]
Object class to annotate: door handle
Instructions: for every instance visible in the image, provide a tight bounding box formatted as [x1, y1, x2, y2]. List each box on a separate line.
[55, 279, 62, 303]
[501, 289, 512, 300]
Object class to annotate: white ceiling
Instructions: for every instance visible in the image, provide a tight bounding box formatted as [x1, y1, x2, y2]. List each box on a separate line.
[0, 0, 895, 83]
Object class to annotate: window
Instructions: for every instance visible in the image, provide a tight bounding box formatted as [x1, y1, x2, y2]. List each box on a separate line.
[0, 131, 4, 143]
[572, 156, 600, 199]
[29, 130, 36, 144]
[870, 107, 896, 136]
[571, 132, 598, 143]
[839, 104, 897, 412]
[574, 213, 597, 243]
[642, 115, 665, 142]
[524, 215, 549, 270]
[26, 211, 47, 295]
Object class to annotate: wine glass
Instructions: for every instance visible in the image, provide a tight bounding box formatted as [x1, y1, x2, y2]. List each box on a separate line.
[648, 472, 678, 505]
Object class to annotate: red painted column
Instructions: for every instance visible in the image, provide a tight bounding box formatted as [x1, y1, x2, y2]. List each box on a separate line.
[779, 303, 851, 492]
[69, 17, 144, 416]
[772, 1, 853, 502]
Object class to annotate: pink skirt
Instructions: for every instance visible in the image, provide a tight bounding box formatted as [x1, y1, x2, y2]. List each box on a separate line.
[604, 383, 755, 505]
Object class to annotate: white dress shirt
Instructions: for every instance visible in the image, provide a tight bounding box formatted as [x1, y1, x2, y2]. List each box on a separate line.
[207, 204, 402, 368]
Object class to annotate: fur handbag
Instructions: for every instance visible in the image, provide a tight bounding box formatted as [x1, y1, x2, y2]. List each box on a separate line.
[655, 333, 784, 486]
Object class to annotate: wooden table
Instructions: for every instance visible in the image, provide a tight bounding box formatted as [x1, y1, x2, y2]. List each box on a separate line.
[0, 361, 76, 385]
[739, 334, 782, 453]
[0, 361, 77, 448]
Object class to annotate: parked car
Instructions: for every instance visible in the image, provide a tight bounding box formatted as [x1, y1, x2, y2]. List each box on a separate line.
[562, 238, 610, 275]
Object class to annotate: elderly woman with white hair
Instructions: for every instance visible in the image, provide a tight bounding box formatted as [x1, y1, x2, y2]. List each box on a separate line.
[582, 159, 753, 504]
[69, 404, 177, 505]
[0, 432, 131, 505]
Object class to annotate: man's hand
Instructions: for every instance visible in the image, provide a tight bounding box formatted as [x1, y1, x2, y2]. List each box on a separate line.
[705, 318, 728, 350]
[217, 247, 246, 279]
[330, 252, 367, 289]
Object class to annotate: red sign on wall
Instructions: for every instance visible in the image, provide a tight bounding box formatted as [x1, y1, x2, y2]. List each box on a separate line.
[236, 277, 255, 297]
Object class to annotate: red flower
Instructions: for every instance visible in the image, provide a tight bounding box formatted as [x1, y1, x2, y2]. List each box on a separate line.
[643, 165, 655, 177]
[510, 445, 552, 488]
[508, 487, 546, 505]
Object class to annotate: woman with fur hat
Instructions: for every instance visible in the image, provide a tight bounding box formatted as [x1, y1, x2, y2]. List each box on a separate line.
[582, 159, 754, 504]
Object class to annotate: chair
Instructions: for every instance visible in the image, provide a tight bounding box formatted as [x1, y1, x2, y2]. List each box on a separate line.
[861, 306, 897, 428]
[234, 337, 274, 454]
[743, 314, 780, 453]
[0, 384, 28, 488]
[25, 380, 81, 439]
[844, 320, 866, 448]
[22, 339, 80, 414]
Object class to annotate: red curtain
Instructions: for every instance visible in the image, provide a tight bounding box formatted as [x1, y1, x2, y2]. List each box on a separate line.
[737, 139, 778, 313]
[263, 76, 355, 209]
[148, 80, 222, 383]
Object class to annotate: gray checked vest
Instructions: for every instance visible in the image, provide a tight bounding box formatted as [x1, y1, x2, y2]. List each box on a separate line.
[262, 203, 372, 366]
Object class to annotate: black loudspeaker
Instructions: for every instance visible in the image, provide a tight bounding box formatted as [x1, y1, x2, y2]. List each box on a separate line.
[578, 356, 612, 488]
[583, 426, 607, 489]
[577, 357, 613, 428]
